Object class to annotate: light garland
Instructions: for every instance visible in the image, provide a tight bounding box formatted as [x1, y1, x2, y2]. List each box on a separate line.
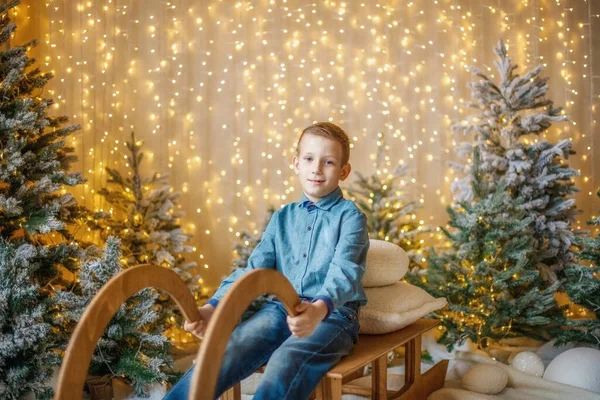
[12, 0, 599, 290]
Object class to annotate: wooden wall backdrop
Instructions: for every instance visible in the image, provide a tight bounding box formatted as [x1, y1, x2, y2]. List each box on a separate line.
[12, 0, 600, 292]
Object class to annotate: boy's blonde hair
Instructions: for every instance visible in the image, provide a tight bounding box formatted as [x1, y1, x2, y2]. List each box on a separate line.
[297, 122, 351, 165]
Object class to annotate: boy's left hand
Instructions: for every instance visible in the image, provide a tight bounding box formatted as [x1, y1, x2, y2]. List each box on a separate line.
[286, 300, 328, 338]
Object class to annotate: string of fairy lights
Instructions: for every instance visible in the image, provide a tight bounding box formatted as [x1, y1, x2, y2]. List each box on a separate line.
[12, 0, 599, 299]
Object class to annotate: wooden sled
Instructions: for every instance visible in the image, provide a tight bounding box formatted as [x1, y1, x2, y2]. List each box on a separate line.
[224, 319, 448, 400]
[55, 265, 447, 399]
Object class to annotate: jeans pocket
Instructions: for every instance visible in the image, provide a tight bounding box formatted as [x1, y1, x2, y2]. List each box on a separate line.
[337, 307, 359, 343]
[337, 305, 357, 322]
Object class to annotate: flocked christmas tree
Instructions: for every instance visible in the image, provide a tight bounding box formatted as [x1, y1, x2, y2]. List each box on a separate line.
[232, 206, 275, 320]
[345, 133, 427, 270]
[450, 40, 581, 283]
[423, 149, 564, 348]
[88, 132, 201, 332]
[71, 237, 176, 395]
[0, 1, 90, 397]
[559, 189, 600, 347]
[419, 40, 585, 349]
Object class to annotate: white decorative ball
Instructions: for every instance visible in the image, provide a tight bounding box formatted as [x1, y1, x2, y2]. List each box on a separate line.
[536, 339, 575, 367]
[510, 351, 545, 377]
[543, 347, 600, 393]
[461, 363, 508, 395]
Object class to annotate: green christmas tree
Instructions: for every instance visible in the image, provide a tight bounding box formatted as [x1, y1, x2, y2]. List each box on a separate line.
[73, 237, 176, 395]
[88, 132, 201, 329]
[345, 135, 427, 270]
[420, 40, 584, 349]
[559, 189, 600, 347]
[450, 40, 580, 283]
[232, 206, 275, 320]
[423, 149, 564, 349]
[0, 1, 90, 397]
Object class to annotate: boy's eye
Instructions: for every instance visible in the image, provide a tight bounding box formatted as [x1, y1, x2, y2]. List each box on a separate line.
[325, 160, 335, 165]
[304, 157, 312, 161]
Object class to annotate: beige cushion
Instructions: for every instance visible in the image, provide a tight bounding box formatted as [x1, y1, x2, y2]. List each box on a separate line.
[362, 240, 409, 288]
[359, 282, 447, 334]
[461, 363, 508, 394]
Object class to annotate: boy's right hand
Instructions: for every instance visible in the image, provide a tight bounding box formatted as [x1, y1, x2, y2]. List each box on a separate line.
[184, 304, 215, 338]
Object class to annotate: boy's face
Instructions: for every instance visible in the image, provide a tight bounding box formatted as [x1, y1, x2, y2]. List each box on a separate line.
[293, 133, 351, 203]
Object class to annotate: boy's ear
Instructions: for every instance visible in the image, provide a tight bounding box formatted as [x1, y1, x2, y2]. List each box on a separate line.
[339, 163, 351, 181]
[292, 156, 300, 174]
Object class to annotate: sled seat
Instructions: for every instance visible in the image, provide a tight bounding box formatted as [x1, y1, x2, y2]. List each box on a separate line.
[222, 319, 448, 400]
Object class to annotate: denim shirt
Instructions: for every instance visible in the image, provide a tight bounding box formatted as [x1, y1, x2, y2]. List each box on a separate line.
[207, 186, 369, 318]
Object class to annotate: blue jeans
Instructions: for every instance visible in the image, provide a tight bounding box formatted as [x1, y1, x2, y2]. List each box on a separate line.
[164, 300, 359, 400]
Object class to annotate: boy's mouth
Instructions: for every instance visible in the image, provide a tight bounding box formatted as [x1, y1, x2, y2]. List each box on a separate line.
[308, 179, 325, 184]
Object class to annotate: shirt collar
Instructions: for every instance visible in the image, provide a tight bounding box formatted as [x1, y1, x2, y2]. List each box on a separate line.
[299, 187, 343, 211]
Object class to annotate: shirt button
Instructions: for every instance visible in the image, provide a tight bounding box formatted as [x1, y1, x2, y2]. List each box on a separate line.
[303, 253, 307, 258]
[307, 226, 312, 231]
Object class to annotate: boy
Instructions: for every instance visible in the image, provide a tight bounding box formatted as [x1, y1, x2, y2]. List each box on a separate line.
[164, 122, 369, 400]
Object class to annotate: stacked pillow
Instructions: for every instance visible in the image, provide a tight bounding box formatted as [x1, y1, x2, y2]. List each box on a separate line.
[358, 240, 447, 334]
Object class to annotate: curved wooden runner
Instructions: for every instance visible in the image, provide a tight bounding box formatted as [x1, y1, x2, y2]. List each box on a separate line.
[189, 268, 300, 399]
[55, 265, 299, 399]
[55, 264, 201, 399]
